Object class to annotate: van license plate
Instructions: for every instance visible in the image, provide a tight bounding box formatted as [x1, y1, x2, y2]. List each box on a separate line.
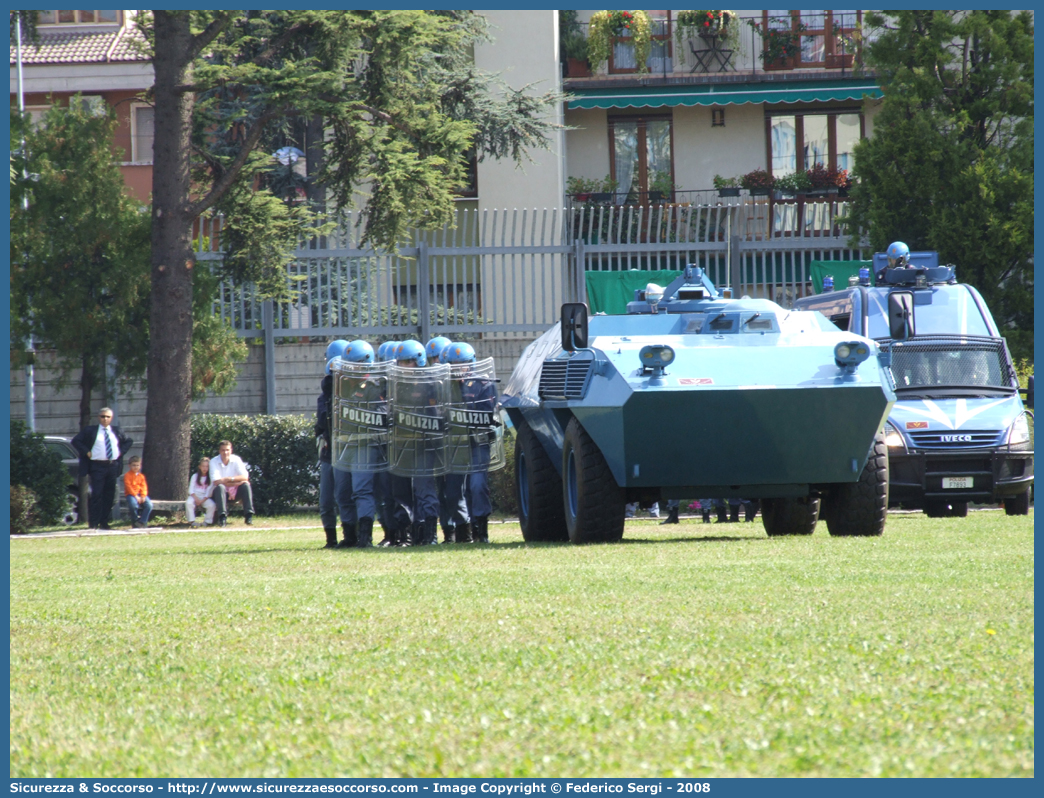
[942, 476, 973, 489]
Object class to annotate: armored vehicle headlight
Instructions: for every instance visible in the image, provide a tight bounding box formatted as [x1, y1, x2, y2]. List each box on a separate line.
[640, 345, 675, 370]
[834, 341, 871, 370]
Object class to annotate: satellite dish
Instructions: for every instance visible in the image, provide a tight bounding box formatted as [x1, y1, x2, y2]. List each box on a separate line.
[273, 146, 304, 166]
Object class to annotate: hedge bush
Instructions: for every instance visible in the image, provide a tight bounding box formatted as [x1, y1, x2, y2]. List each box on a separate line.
[190, 415, 318, 515]
[489, 426, 518, 516]
[10, 485, 38, 534]
[10, 419, 69, 526]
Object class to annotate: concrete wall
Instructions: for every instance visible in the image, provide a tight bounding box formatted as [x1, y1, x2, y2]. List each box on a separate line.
[10, 337, 539, 462]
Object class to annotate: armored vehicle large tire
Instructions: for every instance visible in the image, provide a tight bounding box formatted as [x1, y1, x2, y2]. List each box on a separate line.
[515, 421, 568, 542]
[761, 497, 820, 536]
[823, 432, 888, 537]
[562, 417, 626, 544]
[1004, 489, 1030, 516]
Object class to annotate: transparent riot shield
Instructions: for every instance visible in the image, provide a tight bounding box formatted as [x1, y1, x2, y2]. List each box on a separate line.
[388, 362, 450, 477]
[446, 357, 505, 474]
[331, 360, 391, 473]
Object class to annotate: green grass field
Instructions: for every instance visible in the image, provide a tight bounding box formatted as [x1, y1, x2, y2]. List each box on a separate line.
[10, 510, 1033, 778]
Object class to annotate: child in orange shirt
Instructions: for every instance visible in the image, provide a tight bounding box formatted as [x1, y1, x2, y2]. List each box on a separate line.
[123, 456, 153, 529]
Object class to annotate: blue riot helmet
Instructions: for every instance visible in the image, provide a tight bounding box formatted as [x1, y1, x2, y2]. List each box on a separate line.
[886, 241, 910, 268]
[443, 342, 477, 364]
[425, 336, 452, 364]
[345, 340, 375, 364]
[396, 339, 427, 367]
[325, 357, 339, 376]
[377, 341, 395, 362]
[325, 339, 350, 361]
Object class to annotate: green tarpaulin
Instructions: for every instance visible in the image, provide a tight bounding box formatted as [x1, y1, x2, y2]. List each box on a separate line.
[585, 270, 684, 315]
[808, 260, 873, 294]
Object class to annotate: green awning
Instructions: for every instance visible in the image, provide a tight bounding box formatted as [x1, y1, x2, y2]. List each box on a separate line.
[568, 80, 882, 110]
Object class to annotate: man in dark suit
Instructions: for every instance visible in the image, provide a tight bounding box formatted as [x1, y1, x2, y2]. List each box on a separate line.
[71, 407, 132, 530]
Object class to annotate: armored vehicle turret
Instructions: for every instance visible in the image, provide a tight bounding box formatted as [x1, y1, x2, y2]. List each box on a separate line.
[501, 265, 896, 544]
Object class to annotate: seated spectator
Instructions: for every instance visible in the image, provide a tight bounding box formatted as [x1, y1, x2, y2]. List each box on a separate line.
[186, 457, 217, 527]
[123, 456, 153, 529]
[209, 441, 254, 526]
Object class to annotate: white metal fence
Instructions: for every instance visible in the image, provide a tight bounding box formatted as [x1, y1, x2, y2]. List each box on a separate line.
[196, 204, 865, 342]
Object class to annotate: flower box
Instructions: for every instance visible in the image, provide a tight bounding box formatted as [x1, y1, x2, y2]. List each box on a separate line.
[717, 187, 741, 197]
[565, 57, 592, 77]
[749, 187, 771, 197]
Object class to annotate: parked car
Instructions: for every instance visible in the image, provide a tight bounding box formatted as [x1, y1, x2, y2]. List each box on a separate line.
[43, 436, 86, 526]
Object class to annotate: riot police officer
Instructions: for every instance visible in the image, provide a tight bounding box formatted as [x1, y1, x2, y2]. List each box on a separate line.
[316, 344, 355, 548]
[373, 341, 398, 546]
[390, 340, 442, 546]
[426, 336, 457, 542]
[341, 340, 389, 548]
[876, 240, 910, 282]
[443, 342, 498, 543]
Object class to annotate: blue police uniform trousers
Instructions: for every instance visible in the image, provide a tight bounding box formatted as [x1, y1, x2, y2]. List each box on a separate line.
[321, 461, 355, 527]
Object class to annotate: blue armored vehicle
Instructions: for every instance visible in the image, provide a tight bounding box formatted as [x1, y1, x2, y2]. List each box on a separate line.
[502, 265, 897, 544]
[794, 248, 1033, 518]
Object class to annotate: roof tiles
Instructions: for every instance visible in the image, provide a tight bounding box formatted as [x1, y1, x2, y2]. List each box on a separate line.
[10, 26, 149, 66]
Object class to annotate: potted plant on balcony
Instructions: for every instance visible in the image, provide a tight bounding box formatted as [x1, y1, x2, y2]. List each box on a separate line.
[740, 168, 773, 197]
[567, 175, 619, 203]
[676, 10, 740, 51]
[713, 174, 740, 197]
[773, 170, 812, 198]
[648, 170, 677, 203]
[826, 20, 859, 69]
[559, 10, 592, 77]
[806, 163, 847, 196]
[748, 16, 806, 70]
[588, 10, 652, 73]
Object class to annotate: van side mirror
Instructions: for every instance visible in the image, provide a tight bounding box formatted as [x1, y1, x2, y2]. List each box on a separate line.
[561, 302, 589, 351]
[1025, 375, 1034, 409]
[888, 291, 915, 341]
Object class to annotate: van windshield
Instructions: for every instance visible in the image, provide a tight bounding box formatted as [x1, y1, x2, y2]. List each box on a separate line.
[867, 287, 993, 338]
[885, 335, 1016, 397]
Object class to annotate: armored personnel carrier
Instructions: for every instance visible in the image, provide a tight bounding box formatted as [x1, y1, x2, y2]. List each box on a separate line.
[501, 265, 896, 544]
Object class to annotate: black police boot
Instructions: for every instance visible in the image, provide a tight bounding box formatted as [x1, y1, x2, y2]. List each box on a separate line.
[702, 508, 711, 523]
[661, 506, 679, 525]
[442, 524, 456, 544]
[338, 522, 356, 548]
[397, 524, 415, 548]
[418, 518, 438, 546]
[729, 505, 740, 523]
[356, 517, 374, 548]
[456, 522, 473, 543]
[377, 523, 395, 547]
[716, 506, 728, 523]
[323, 526, 338, 549]
[744, 501, 757, 523]
[473, 516, 490, 543]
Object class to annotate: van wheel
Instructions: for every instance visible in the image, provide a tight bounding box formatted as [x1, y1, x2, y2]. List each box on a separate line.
[1004, 490, 1030, 516]
[516, 421, 567, 542]
[562, 417, 626, 544]
[824, 432, 888, 537]
[761, 497, 820, 536]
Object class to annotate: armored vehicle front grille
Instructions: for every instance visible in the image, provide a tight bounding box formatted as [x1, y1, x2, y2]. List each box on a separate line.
[908, 430, 1000, 449]
[538, 359, 593, 400]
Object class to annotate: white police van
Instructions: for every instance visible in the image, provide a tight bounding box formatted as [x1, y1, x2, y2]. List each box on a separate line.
[794, 249, 1033, 517]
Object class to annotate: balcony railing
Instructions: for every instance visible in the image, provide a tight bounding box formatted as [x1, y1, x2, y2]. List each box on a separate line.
[564, 12, 867, 80]
[565, 188, 855, 242]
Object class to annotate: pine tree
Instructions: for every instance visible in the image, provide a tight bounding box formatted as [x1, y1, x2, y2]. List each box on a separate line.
[140, 10, 560, 498]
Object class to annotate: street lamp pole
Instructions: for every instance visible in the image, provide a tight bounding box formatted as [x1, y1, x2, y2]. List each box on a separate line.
[16, 20, 37, 432]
